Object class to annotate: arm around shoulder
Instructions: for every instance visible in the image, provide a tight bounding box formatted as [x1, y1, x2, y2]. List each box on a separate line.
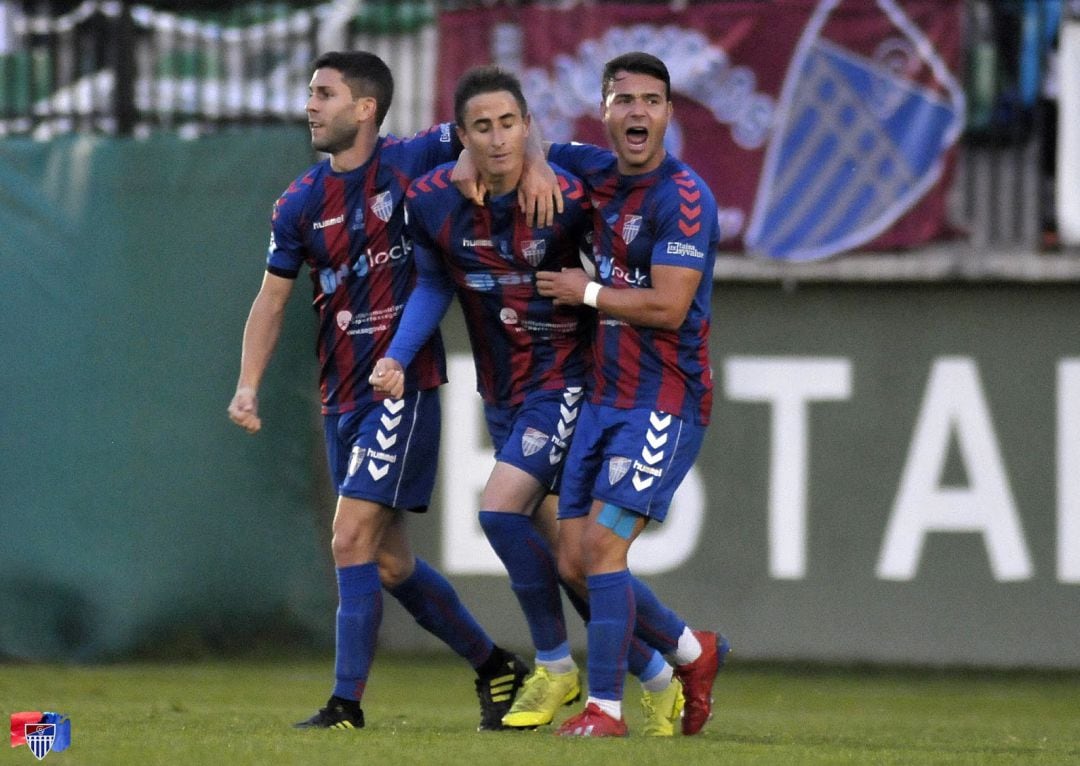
[594, 264, 700, 331]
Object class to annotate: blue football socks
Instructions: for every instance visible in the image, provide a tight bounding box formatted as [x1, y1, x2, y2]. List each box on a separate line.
[479, 511, 570, 658]
[630, 574, 685, 655]
[386, 557, 493, 669]
[560, 574, 657, 679]
[585, 569, 635, 702]
[333, 562, 382, 701]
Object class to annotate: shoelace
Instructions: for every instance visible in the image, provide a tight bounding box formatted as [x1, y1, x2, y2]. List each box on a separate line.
[640, 694, 658, 716]
[514, 670, 552, 706]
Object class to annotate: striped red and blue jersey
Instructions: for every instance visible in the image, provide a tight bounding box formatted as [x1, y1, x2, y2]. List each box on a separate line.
[548, 143, 719, 425]
[404, 164, 593, 407]
[266, 125, 460, 414]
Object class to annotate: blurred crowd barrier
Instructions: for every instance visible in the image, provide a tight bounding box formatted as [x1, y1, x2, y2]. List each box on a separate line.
[0, 0, 1076, 264]
[0, 0, 436, 138]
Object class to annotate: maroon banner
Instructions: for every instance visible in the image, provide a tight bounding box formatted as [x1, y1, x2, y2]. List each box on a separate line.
[436, 0, 965, 261]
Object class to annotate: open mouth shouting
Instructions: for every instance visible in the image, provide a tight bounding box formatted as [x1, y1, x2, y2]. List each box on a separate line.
[626, 126, 649, 148]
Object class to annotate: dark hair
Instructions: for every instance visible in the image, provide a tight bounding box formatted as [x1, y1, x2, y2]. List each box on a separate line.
[453, 65, 529, 128]
[311, 51, 394, 127]
[601, 51, 671, 101]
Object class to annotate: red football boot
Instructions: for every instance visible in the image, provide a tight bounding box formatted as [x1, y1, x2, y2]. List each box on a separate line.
[554, 703, 628, 738]
[673, 631, 731, 735]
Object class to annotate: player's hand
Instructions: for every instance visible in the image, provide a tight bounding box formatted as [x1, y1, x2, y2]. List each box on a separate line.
[451, 149, 486, 206]
[518, 160, 563, 228]
[369, 358, 406, 399]
[228, 385, 262, 433]
[536, 267, 590, 307]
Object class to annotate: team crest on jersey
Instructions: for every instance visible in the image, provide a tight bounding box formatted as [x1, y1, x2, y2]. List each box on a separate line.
[521, 239, 546, 267]
[621, 215, 642, 244]
[347, 445, 364, 477]
[369, 191, 393, 223]
[521, 427, 549, 457]
[608, 456, 631, 485]
[336, 310, 353, 331]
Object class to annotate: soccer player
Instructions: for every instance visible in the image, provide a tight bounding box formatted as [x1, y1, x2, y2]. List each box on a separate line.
[227, 51, 556, 732]
[531, 52, 730, 737]
[371, 65, 687, 736]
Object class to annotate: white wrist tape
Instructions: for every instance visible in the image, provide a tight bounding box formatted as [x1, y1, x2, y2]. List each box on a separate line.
[583, 281, 602, 308]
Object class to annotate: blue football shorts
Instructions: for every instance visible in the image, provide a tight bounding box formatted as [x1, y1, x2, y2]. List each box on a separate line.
[323, 389, 440, 512]
[483, 386, 584, 493]
[557, 400, 705, 523]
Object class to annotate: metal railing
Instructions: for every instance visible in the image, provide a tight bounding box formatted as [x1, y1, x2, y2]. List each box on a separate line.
[2, 0, 1076, 275]
[0, 0, 437, 139]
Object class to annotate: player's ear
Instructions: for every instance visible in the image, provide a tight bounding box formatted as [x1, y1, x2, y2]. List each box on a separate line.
[455, 123, 468, 148]
[522, 113, 531, 135]
[354, 96, 376, 123]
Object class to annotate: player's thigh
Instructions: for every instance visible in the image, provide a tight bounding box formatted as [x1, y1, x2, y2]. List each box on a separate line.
[480, 460, 547, 514]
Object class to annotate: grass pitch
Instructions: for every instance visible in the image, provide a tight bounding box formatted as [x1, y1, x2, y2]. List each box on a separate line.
[2, 654, 1079, 765]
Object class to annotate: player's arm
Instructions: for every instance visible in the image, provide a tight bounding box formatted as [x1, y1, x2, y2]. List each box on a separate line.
[228, 272, 295, 433]
[451, 127, 561, 227]
[536, 263, 700, 331]
[517, 126, 562, 227]
[370, 244, 454, 399]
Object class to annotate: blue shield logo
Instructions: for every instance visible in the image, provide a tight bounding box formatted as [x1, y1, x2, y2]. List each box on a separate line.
[745, 0, 964, 261]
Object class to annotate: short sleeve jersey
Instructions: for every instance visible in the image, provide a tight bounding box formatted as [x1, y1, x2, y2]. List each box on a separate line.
[547, 142, 719, 425]
[267, 125, 459, 414]
[404, 164, 593, 407]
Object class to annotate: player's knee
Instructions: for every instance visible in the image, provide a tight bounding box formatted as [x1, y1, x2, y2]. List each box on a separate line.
[556, 548, 585, 590]
[375, 554, 413, 588]
[329, 532, 356, 565]
[330, 524, 377, 564]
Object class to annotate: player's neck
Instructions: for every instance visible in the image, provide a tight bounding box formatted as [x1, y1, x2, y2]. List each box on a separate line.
[329, 131, 380, 173]
[482, 167, 523, 199]
[617, 149, 667, 177]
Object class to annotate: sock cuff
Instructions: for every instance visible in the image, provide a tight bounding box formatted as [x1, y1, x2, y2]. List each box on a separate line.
[478, 510, 530, 532]
[586, 569, 631, 591]
[336, 562, 380, 593]
[638, 650, 668, 684]
[535, 641, 573, 664]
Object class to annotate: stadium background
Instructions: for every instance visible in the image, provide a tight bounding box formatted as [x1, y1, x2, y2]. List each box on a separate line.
[2, 0, 1079, 669]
